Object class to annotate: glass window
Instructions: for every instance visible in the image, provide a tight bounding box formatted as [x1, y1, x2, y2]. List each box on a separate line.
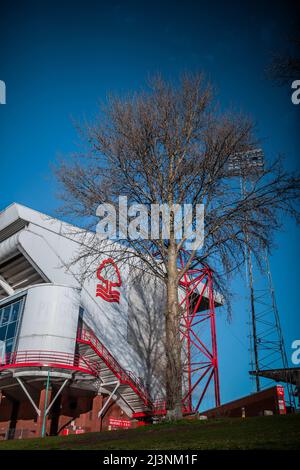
[6, 321, 17, 340]
[10, 302, 20, 322]
[2, 306, 11, 325]
[0, 326, 6, 341]
[5, 338, 14, 354]
[0, 298, 24, 357]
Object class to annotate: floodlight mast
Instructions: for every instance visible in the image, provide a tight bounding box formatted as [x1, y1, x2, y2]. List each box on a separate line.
[228, 149, 264, 392]
[227, 149, 296, 407]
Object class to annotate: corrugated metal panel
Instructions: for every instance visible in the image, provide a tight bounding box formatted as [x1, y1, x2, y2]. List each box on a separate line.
[0, 253, 45, 299]
[0, 219, 27, 243]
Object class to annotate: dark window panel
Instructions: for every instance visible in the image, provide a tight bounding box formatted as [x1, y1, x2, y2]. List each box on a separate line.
[2, 306, 11, 324]
[5, 338, 14, 354]
[10, 302, 20, 322]
[6, 321, 17, 340]
[0, 326, 6, 341]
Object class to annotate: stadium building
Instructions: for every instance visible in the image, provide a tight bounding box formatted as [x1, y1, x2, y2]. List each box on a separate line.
[0, 203, 216, 439]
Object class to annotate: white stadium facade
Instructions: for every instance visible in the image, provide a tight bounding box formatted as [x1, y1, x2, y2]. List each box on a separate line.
[0, 203, 217, 439]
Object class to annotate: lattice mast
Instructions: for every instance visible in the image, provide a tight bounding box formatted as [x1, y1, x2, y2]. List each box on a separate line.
[228, 150, 295, 406]
[179, 252, 220, 413]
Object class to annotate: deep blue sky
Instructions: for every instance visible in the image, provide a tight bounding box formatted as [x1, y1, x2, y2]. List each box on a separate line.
[0, 0, 299, 407]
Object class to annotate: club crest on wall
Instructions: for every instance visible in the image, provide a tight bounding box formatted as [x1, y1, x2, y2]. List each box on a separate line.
[96, 258, 122, 303]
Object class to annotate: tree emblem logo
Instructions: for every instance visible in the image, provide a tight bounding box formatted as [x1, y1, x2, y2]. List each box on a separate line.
[96, 258, 122, 303]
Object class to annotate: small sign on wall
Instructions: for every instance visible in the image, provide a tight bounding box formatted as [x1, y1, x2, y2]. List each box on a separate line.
[108, 417, 132, 429]
[276, 385, 286, 415]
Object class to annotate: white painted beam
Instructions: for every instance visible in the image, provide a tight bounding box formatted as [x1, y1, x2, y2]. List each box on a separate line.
[0, 275, 14, 295]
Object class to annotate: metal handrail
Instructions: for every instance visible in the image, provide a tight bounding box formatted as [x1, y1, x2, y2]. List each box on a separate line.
[151, 399, 191, 415]
[0, 350, 100, 376]
[77, 328, 152, 405]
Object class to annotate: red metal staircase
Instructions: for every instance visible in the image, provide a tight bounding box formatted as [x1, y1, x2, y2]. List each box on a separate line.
[76, 328, 153, 415]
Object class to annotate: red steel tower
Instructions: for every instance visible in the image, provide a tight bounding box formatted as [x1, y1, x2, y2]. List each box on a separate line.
[179, 252, 221, 413]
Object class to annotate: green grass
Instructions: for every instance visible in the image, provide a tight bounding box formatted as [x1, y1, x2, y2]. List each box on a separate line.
[0, 414, 299, 450]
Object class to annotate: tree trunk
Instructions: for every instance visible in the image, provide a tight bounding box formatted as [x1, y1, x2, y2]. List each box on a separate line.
[165, 239, 182, 420]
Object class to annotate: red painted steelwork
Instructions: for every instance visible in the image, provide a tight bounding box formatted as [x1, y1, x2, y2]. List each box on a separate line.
[77, 328, 152, 407]
[179, 253, 220, 413]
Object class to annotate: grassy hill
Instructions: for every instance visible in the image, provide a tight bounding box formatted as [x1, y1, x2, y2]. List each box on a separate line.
[0, 414, 299, 450]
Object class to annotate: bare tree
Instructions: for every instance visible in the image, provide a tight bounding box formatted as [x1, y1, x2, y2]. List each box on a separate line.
[55, 74, 300, 418]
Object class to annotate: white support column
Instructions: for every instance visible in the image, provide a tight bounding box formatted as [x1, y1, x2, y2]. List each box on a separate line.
[45, 379, 69, 416]
[16, 377, 41, 416]
[98, 381, 120, 418]
[0, 275, 14, 296]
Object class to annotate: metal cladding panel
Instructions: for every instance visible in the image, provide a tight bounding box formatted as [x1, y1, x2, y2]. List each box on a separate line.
[80, 261, 142, 373]
[17, 229, 80, 288]
[17, 284, 80, 354]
